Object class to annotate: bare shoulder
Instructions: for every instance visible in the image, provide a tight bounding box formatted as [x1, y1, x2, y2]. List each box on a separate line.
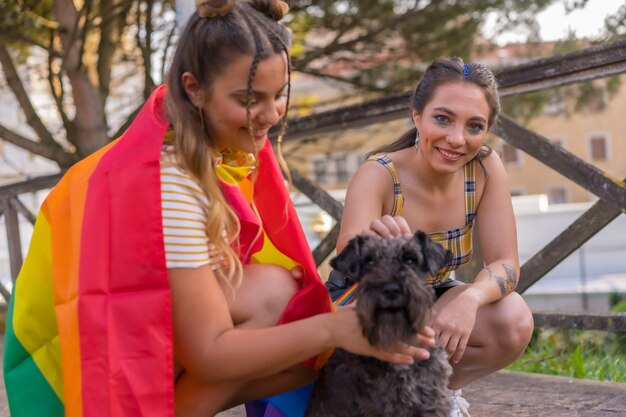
[482, 148, 505, 171]
[472, 150, 511, 214]
[339, 157, 398, 249]
[349, 158, 396, 192]
[477, 149, 508, 185]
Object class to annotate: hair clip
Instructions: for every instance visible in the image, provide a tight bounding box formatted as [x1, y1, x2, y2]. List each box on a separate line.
[463, 63, 471, 80]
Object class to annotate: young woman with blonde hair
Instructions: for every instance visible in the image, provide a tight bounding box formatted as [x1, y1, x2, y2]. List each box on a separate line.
[4, 2, 436, 417]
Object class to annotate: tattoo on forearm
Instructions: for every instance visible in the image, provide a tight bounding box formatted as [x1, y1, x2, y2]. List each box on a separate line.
[485, 266, 507, 296]
[501, 263, 518, 292]
[484, 264, 517, 296]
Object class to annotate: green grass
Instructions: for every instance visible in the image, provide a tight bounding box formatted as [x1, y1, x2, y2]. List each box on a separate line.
[509, 296, 626, 382]
[507, 327, 626, 382]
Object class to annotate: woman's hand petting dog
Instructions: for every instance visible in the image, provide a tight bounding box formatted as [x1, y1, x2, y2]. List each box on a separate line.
[327, 306, 436, 365]
[363, 215, 414, 240]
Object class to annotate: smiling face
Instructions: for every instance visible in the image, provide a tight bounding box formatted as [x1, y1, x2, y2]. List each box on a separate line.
[184, 52, 288, 153]
[413, 81, 490, 174]
[208, 52, 288, 152]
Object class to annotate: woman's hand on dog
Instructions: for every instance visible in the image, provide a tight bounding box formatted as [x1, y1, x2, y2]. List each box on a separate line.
[431, 296, 479, 363]
[327, 307, 435, 365]
[363, 215, 413, 240]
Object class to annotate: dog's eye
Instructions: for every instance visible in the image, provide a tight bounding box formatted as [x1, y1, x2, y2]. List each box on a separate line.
[363, 255, 375, 266]
[401, 252, 417, 265]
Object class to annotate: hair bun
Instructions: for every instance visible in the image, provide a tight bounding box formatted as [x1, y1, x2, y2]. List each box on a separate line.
[196, 0, 236, 18]
[250, 0, 289, 21]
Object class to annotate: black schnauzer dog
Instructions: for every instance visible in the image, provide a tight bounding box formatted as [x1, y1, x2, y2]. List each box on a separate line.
[305, 231, 453, 417]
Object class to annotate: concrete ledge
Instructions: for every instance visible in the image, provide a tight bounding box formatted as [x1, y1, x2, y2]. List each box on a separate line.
[463, 370, 626, 417]
[2, 367, 624, 417]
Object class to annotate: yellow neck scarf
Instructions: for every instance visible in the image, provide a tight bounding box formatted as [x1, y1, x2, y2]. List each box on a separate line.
[214, 148, 256, 202]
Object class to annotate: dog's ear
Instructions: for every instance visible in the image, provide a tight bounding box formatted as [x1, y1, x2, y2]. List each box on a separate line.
[414, 230, 453, 277]
[329, 235, 375, 281]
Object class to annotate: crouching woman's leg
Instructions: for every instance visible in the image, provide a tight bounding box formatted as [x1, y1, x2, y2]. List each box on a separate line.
[436, 287, 534, 389]
[174, 264, 316, 416]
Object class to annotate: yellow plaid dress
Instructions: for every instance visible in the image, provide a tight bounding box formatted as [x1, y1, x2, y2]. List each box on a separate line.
[367, 154, 476, 285]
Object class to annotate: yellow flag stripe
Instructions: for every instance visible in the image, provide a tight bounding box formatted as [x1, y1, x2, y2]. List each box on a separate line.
[251, 231, 297, 270]
[12, 212, 64, 400]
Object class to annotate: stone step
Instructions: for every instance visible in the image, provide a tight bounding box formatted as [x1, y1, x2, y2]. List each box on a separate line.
[2, 365, 624, 416]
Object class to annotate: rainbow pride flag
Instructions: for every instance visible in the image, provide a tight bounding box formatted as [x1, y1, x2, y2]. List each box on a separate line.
[4, 85, 332, 416]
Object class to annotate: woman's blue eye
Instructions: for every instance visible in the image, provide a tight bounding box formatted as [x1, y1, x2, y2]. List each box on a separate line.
[468, 123, 484, 133]
[433, 115, 449, 124]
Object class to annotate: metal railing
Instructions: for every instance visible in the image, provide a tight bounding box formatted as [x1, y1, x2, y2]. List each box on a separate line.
[274, 39, 626, 333]
[0, 173, 61, 301]
[1, 40, 626, 332]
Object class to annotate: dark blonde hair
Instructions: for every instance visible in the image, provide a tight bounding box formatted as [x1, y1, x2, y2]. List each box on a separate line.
[370, 57, 499, 164]
[165, 0, 291, 291]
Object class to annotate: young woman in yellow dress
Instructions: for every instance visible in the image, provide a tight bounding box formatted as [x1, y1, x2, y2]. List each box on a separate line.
[333, 57, 534, 417]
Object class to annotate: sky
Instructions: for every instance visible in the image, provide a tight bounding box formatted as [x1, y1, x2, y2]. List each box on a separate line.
[484, 0, 625, 44]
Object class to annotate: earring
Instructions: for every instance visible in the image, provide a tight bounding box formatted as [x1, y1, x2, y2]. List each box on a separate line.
[414, 129, 420, 150]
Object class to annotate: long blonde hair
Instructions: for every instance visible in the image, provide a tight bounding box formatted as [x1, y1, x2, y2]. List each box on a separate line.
[165, 0, 291, 292]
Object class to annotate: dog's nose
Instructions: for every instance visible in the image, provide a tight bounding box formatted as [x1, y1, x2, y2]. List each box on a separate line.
[382, 282, 402, 299]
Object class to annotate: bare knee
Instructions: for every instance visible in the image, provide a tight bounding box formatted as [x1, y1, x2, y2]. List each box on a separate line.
[492, 293, 534, 354]
[254, 264, 299, 319]
[232, 264, 299, 328]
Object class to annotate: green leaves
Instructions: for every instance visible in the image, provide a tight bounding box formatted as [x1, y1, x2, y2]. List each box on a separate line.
[0, 0, 56, 61]
[508, 328, 626, 382]
[286, 0, 561, 93]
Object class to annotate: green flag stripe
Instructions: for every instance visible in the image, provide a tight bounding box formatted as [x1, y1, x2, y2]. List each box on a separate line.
[4, 294, 64, 417]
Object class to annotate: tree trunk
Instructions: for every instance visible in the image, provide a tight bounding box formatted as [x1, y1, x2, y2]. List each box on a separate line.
[55, 0, 109, 157]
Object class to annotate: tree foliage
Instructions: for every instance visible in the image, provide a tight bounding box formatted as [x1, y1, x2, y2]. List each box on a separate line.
[288, 0, 556, 91]
[0, 0, 175, 168]
[0, 0, 613, 170]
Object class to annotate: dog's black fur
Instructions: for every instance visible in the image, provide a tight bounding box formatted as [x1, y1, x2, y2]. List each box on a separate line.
[305, 231, 454, 417]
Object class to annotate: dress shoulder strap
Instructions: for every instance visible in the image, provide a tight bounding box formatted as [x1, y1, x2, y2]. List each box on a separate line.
[464, 159, 476, 224]
[366, 154, 404, 216]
